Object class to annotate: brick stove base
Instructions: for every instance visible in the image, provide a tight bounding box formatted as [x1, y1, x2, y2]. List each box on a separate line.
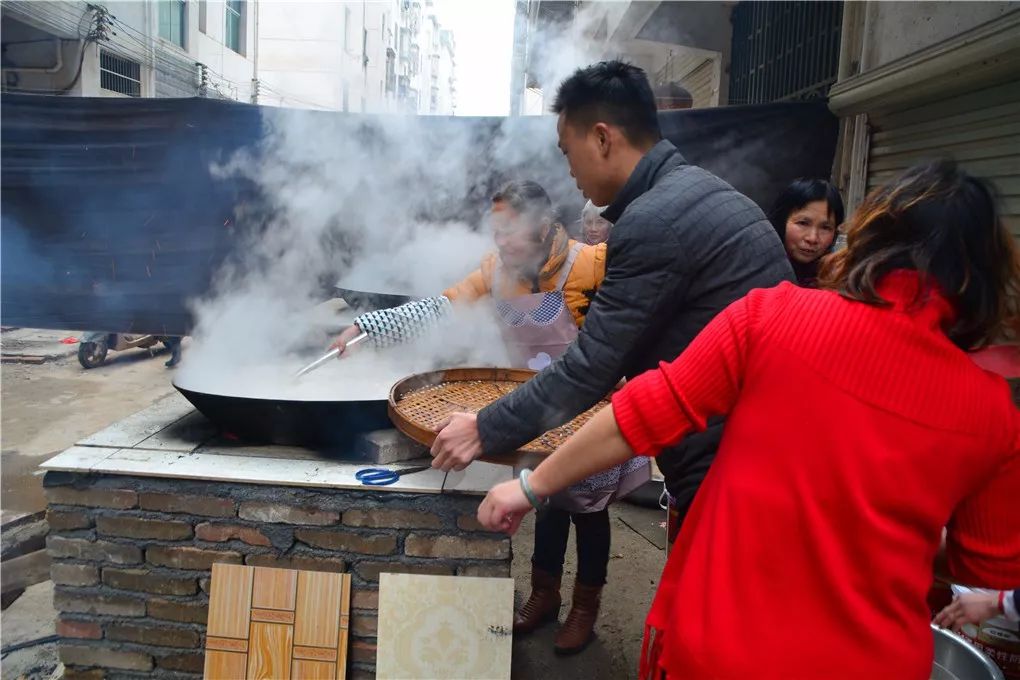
[45, 471, 511, 679]
[40, 394, 514, 680]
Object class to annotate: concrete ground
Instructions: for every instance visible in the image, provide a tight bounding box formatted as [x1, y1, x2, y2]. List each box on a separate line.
[0, 329, 182, 678]
[0, 328, 668, 679]
[1, 329, 180, 522]
[0, 581, 60, 680]
[510, 504, 666, 679]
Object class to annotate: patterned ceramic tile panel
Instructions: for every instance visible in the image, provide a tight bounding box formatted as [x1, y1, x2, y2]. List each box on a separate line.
[204, 564, 351, 680]
[376, 574, 513, 680]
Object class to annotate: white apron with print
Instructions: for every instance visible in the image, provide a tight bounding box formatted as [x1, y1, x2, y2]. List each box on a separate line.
[492, 243, 650, 513]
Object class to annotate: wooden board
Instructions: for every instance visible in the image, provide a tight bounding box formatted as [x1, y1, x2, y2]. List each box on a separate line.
[294, 571, 341, 649]
[205, 651, 248, 679]
[204, 564, 352, 680]
[252, 567, 298, 611]
[247, 622, 293, 679]
[292, 660, 336, 679]
[207, 564, 254, 639]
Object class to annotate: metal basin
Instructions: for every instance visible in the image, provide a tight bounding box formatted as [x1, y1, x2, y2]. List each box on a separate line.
[931, 624, 1004, 680]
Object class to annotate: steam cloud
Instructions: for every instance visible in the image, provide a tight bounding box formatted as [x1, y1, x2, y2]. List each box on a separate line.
[177, 110, 580, 399]
[177, 1, 777, 402]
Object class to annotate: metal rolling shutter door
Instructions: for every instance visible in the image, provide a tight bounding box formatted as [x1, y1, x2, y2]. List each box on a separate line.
[683, 59, 716, 109]
[868, 80, 1020, 239]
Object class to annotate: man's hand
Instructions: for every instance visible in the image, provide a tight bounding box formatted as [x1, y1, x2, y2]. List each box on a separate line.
[477, 479, 532, 534]
[430, 412, 482, 471]
[934, 591, 1001, 632]
[329, 324, 363, 358]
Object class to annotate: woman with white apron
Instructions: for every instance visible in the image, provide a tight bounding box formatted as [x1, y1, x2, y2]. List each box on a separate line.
[332, 180, 650, 654]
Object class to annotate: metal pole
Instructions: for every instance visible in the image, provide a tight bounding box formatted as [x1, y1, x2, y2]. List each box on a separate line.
[251, 0, 260, 104]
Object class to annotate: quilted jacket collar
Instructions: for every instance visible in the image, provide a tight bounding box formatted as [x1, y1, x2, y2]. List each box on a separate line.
[603, 140, 688, 224]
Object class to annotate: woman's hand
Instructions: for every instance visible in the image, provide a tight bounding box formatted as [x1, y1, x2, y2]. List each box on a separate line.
[934, 591, 1001, 632]
[329, 324, 363, 357]
[474, 404, 634, 535]
[477, 479, 533, 535]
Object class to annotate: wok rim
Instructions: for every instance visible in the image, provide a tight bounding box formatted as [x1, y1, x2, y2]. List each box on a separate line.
[172, 378, 390, 405]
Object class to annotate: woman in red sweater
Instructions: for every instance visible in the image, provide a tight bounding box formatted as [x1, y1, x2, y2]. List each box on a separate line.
[477, 160, 1020, 679]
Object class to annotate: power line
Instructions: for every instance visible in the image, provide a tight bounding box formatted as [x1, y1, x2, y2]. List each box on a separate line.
[106, 16, 209, 84]
[3, 2, 91, 38]
[101, 18, 206, 90]
[43, 3, 94, 35]
[97, 4, 258, 97]
[257, 82, 334, 110]
[106, 14, 251, 97]
[105, 43, 200, 88]
[5, 2, 250, 102]
[107, 17, 195, 72]
[3, 5, 102, 96]
[102, 11, 256, 93]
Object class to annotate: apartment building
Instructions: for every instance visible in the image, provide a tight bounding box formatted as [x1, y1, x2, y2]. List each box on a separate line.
[2, 0, 256, 100]
[2, 0, 456, 114]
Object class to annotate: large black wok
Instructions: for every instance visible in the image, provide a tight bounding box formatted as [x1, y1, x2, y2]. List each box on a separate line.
[175, 283, 417, 449]
[173, 381, 392, 450]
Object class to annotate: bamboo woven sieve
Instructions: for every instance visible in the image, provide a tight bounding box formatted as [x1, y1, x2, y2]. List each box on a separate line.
[388, 367, 609, 462]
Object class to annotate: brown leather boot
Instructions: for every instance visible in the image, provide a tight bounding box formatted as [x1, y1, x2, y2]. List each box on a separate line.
[513, 568, 562, 635]
[553, 581, 602, 655]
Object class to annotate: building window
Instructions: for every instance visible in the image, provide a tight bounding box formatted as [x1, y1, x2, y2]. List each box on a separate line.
[343, 6, 353, 53]
[385, 48, 396, 93]
[158, 0, 186, 48]
[225, 0, 243, 53]
[198, 0, 207, 34]
[729, 0, 843, 104]
[100, 50, 142, 97]
[409, 43, 419, 76]
[399, 27, 409, 58]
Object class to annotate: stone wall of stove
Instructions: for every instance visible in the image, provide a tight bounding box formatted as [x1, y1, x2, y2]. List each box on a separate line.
[43, 471, 511, 680]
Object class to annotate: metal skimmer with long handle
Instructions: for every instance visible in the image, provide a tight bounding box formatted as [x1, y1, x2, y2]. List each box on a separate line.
[293, 332, 368, 379]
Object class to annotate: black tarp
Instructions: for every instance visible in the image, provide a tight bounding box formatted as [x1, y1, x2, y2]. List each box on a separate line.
[1, 95, 838, 334]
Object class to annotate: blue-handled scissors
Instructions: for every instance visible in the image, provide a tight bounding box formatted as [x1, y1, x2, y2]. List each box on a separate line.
[355, 465, 433, 486]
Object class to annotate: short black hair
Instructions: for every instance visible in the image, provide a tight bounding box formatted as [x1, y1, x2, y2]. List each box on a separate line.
[551, 60, 662, 146]
[768, 178, 846, 241]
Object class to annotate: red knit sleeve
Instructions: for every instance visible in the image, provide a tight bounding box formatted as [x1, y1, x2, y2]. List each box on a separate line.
[611, 288, 759, 457]
[946, 418, 1020, 588]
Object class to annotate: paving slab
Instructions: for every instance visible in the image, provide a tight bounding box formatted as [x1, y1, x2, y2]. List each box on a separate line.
[0, 581, 58, 679]
[0, 329, 80, 364]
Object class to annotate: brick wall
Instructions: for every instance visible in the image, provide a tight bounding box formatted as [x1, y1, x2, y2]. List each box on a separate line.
[43, 471, 511, 680]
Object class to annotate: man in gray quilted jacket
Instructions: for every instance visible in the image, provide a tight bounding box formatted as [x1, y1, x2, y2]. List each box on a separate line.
[431, 60, 793, 532]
